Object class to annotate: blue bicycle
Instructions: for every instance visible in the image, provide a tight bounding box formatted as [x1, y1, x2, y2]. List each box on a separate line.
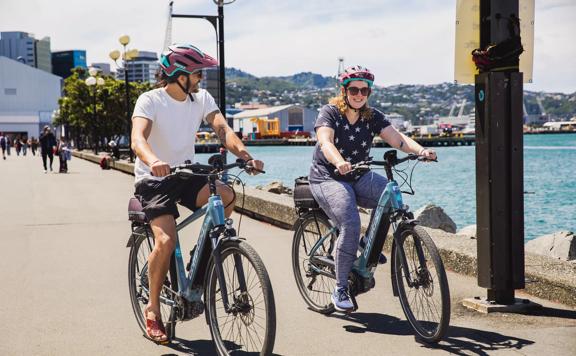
[127, 156, 276, 355]
[292, 150, 450, 343]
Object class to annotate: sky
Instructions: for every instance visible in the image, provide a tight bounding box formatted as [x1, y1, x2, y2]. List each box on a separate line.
[1, 0, 574, 93]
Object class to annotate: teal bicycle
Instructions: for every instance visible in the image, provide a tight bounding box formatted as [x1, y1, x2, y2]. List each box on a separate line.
[292, 150, 450, 343]
[127, 155, 276, 355]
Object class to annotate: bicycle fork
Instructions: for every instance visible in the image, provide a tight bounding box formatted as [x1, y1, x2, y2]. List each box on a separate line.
[391, 225, 427, 293]
[210, 227, 248, 314]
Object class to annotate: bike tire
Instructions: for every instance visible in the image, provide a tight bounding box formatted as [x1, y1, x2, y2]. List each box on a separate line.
[394, 225, 450, 343]
[127, 228, 178, 340]
[291, 212, 337, 314]
[205, 240, 276, 355]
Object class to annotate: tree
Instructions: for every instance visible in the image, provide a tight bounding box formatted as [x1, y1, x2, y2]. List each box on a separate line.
[54, 67, 153, 150]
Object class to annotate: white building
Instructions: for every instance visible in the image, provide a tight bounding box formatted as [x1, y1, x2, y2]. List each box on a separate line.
[385, 112, 407, 130]
[0, 56, 61, 139]
[232, 104, 318, 135]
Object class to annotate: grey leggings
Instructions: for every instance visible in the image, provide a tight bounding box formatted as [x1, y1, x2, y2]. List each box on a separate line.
[310, 172, 388, 288]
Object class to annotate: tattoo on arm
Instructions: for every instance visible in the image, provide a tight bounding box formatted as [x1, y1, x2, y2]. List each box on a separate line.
[216, 125, 228, 146]
[400, 141, 404, 148]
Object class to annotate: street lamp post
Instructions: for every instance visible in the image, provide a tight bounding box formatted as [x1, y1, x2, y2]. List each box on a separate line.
[85, 68, 105, 155]
[109, 36, 138, 162]
[172, 0, 237, 113]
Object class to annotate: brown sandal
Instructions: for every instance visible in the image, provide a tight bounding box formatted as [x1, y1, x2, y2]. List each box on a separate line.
[145, 314, 168, 343]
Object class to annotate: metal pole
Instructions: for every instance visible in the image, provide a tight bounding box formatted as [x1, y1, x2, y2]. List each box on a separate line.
[123, 48, 133, 162]
[217, 4, 226, 113]
[475, 0, 524, 305]
[93, 88, 98, 155]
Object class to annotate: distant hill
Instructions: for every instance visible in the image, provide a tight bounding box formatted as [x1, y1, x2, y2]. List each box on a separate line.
[223, 68, 576, 122]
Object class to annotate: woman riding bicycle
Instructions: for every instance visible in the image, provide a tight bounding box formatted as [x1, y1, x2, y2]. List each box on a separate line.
[309, 65, 437, 312]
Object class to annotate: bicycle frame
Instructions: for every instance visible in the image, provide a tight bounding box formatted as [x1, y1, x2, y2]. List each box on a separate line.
[306, 176, 425, 289]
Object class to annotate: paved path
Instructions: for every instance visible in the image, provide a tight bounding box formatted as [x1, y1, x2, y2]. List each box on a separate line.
[1, 154, 575, 355]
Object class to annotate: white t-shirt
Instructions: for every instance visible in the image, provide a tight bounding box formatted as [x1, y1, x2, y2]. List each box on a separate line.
[132, 88, 219, 183]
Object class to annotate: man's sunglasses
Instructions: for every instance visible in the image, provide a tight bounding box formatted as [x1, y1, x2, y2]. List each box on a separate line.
[347, 86, 371, 96]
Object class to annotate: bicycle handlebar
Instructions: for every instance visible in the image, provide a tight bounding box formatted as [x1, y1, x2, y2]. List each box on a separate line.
[170, 158, 265, 177]
[333, 151, 437, 176]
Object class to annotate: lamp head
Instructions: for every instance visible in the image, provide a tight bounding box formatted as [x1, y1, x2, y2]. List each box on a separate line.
[109, 50, 121, 61]
[119, 35, 130, 46]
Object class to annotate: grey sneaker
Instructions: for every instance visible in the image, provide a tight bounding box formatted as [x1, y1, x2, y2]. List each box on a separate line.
[331, 287, 354, 311]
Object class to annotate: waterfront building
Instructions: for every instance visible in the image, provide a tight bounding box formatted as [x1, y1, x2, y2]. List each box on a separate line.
[232, 104, 317, 137]
[0, 56, 61, 139]
[115, 51, 159, 83]
[52, 50, 87, 79]
[0, 31, 52, 73]
[385, 112, 408, 131]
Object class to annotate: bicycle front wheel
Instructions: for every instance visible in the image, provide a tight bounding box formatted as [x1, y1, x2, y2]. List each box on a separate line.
[205, 240, 276, 355]
[128, 228, 178, 340]
[394, 225, 450, 343]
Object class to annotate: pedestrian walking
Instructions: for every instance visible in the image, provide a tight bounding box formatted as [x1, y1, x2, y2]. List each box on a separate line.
[39, 126, 57, 173]
[57, 137, 72, 173]
[30, 137, 38, 156]
[22, 137, 28, 156]
[0, 133, 7, 160]
[15, 137, 22, 156]
[6, 136, 11, 156]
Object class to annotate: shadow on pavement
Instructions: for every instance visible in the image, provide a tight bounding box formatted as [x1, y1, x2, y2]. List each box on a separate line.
[330, 312, 534, 356]
[161, 338, 217, 356]
[529, 306, 576, 320]
[161, 337, 283, 356]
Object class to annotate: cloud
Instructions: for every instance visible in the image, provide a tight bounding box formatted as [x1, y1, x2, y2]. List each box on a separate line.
[1, 0, 573, 93]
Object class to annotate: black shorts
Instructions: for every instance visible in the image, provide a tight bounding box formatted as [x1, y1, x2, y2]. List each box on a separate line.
[135, 175, 206, 221]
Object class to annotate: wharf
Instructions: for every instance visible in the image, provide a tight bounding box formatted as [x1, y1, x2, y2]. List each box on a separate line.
[240, 135, 476, 147]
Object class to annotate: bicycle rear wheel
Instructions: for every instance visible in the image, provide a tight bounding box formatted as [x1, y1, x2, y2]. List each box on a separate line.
[205, 240, 276, 355]
[128, 228, 178, 340]
[292, 212, 337, 314]
[394, 225, 450, 343]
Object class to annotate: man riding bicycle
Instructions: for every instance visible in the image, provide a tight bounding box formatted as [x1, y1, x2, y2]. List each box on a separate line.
[131, 44, 263, 343]
[309, 66, 437, 312]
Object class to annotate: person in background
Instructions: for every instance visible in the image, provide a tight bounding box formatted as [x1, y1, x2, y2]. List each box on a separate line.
[0, 133, 7, 160]
[39, 126, 57, 173]
[22, 137, 28, 156]
[30, 137, 38, 156]
[15, 137, 22, 156]
[57, 137, 72, 173]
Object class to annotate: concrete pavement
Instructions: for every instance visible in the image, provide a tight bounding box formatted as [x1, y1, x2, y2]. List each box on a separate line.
[0, 154, 575, 355]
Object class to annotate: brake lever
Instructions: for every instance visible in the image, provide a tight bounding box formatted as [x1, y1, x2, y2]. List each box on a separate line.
[245, 165, 266, 174]
[418, 157, 438, 163]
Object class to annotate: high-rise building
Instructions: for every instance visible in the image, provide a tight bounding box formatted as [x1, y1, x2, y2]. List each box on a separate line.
[35, 36, 52, 73]
[116, 51, 159, 83]
[0, 31, 52, 73]
[52, 50, 87, 79]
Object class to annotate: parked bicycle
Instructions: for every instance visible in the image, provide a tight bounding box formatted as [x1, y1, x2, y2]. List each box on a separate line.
[127, 155, 276, 355]
[291, 149, 450, 343]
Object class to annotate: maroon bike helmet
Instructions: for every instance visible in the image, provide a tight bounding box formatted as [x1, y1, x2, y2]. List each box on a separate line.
[159, 44, 218, 77]
[338, 65, 375, 87]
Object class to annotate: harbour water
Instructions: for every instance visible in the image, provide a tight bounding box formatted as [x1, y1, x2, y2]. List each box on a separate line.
[197, 134, 576, 242]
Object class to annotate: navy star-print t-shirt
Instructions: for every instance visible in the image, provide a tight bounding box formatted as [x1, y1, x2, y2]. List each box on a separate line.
[309, 104, 391, 183]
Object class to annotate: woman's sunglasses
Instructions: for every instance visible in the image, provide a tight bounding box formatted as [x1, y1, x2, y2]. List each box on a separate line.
[347, 86, 371, 96]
